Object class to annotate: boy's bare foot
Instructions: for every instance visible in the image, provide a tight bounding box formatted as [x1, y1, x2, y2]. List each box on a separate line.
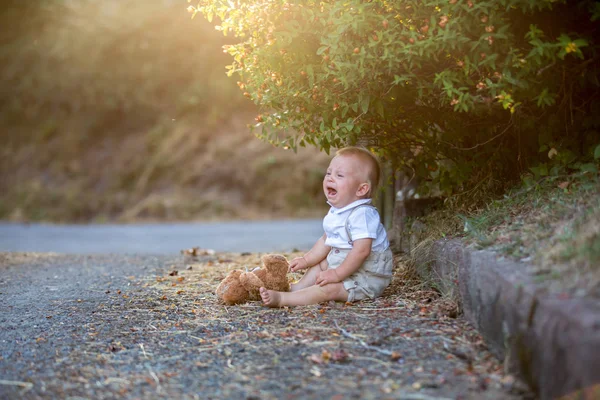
[260, 287, 282, 308]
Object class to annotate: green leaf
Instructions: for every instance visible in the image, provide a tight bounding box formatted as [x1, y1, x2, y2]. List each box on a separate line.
[579, 163, 598, 174]
[360, 94, 370, 114]
[594, 144, 600, 160]
[375, 100, 384, 118]
[317, 46, 329, 55]
[346, 118, 354, 131]
[530, 164, 548, 177]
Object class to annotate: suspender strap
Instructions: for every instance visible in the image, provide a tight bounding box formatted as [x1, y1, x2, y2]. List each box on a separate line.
[345, 204, 377, 245]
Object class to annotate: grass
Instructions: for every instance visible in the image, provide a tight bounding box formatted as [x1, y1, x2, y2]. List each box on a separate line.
[463, 172, 599, 260]
[0, 114, 331, 223]
[411, 169, 600, 299]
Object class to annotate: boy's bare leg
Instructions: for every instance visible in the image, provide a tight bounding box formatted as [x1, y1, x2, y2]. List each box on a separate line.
[290, 260, 328, 292]
[260, 282, 348, 307]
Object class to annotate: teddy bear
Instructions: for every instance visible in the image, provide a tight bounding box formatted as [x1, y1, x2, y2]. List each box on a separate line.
[215, 254, 290, 305]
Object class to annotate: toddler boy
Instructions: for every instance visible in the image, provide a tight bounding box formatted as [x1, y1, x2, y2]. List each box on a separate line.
[260, 146, 394, 307]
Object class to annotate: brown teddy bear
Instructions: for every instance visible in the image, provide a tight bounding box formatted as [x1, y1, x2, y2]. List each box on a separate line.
[215, 254, 290, 305]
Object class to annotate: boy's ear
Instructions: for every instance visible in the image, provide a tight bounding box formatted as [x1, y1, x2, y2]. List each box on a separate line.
[356, 182, 370, 197]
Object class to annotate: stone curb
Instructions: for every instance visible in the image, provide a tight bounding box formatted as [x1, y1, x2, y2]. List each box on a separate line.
[415, 239, 600, 400]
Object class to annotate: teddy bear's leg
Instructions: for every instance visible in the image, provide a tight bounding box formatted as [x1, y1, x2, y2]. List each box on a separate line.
[216, 269, 249, 305]
[239, 272, 265, 300]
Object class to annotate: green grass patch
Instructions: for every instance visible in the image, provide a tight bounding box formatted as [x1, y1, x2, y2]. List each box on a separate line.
[414, 168, 600, 297]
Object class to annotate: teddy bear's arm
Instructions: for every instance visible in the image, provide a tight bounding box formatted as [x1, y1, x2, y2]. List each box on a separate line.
[239, 272, 265, 291]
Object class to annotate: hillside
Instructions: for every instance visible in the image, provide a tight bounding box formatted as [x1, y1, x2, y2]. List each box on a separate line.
[0, 1, 330, 223]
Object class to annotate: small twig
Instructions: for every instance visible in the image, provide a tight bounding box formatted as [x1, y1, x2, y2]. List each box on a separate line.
[442, 120, 513, 151]
[147, 366, 161, 393]
[103, 377, 131, 386]
[139, 343, 149, 359]
[351, 355, 392, 366]
[0, 380, 33, 391]
[537, 61, 556, 76]
[334, 320, 394, 356]
[394, 393, 453, 400]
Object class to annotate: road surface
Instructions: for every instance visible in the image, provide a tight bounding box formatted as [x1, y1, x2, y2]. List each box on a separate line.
[0, 220, 323, 255]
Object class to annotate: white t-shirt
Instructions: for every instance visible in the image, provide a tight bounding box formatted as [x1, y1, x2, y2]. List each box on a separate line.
[323, 199, 389, 252]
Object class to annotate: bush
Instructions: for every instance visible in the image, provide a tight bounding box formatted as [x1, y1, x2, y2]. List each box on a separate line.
[191, 0, 600, 194]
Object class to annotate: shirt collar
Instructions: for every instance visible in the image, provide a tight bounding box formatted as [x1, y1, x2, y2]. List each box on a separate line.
[327, 198, 372, 214]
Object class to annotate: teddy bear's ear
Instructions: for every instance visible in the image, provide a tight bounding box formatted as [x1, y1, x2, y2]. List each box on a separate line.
[262, 254, 287, 263]
[262, 254, 289, 272]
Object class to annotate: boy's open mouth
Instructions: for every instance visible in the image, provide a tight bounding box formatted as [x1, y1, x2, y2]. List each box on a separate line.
[327, 187, 337, 196]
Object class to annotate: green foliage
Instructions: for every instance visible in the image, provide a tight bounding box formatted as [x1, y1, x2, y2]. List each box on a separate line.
[191, 0, 600, 194]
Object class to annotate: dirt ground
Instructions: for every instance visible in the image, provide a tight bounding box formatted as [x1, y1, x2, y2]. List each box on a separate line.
[0, 252, 533, 399]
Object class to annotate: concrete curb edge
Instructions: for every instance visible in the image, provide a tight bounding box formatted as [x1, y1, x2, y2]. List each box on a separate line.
[415, 239, 600, 400]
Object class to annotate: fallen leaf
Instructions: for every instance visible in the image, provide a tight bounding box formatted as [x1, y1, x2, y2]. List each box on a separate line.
[332, 349, 349, 362]
[309, 354, 324, 364]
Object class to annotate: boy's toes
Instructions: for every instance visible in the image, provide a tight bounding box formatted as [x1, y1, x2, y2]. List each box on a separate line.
[260, 288, 280, 307]
[259, 287, 269, 302]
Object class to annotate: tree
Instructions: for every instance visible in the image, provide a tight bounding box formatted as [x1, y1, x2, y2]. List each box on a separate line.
[190, 0, 600, 194]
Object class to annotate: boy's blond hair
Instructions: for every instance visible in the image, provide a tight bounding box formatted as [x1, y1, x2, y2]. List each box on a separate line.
[335, 146, 381, 197]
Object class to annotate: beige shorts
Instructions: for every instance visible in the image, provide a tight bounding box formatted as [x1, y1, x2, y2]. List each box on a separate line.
[326, 248, 394, 302]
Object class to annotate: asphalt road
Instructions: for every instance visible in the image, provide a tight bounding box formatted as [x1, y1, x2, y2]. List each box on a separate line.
[0, 220, 323, 255]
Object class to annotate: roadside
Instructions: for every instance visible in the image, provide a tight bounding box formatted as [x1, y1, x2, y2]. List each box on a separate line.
[0, 252, 532, 399]
[408, 170, 600, 303]
[402, 170, 600, 399]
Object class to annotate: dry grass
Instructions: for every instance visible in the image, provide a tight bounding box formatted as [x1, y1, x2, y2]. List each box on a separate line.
[405, 170, 600, 299]
[0, 112, 331, 223]
[1, 251, 532, 398]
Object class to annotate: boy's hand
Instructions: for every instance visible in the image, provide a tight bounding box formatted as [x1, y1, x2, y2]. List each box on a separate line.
[289, 256, 308, 272]
[316, 269, 341, 286]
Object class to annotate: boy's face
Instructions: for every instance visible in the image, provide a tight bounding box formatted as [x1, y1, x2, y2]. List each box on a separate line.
[323, 155, 370, 208]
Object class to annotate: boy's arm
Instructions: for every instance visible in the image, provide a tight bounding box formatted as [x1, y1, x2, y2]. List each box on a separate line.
[315, 238, 372, 286]
[289, 233, 331, 272]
